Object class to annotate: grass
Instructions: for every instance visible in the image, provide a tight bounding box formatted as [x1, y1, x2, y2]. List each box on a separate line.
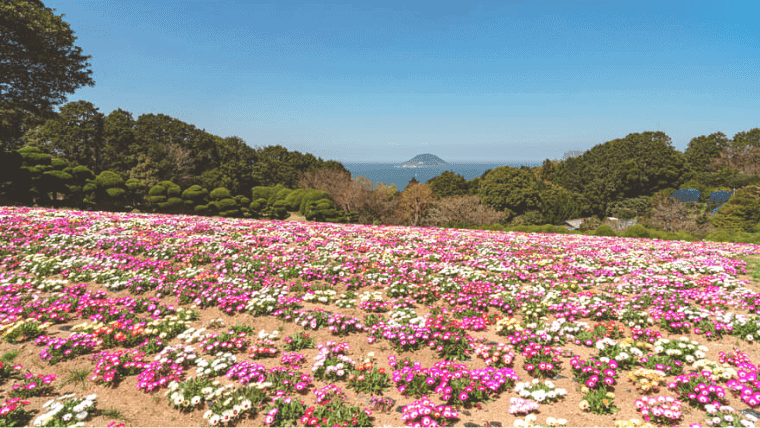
[61, 367, 91, 390]
[739, 255, 760, 282]
[0, 349, 20, 362]
[101, 408, 130, 421]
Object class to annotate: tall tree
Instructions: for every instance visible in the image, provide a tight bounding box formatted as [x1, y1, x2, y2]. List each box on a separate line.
[396, 183, 435, 227]
[733, 128, 760, 148]
[426, 170, 468, 198]
[683, 132, 731, 178]
[1, 0, 94, 150]
[38, 100, 105, 172]
[478, 166, 545, 218]
[102, 108, 138, 174]
[554, 131, 685, 216]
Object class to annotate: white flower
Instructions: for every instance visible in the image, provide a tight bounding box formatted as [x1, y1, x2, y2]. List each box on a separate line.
[75, 411, 88, 421]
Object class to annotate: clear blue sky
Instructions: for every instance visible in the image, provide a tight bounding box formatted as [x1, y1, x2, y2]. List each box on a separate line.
[48, 0, 760, 163]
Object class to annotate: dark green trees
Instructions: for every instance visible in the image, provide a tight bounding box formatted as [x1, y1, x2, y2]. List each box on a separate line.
[0, 0, 95, 151]
[37, 100, 105, 172]
[426, 171, 469, 198]
[553, 132, 685, 216]
[478, 166, 544, 219]
[684, 132, 731, 179]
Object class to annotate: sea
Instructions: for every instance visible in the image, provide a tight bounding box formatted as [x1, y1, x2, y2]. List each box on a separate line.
[342, 162, 542, 191]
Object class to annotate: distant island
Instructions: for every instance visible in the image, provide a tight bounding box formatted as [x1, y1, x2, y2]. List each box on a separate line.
[395, 153, 449, 168]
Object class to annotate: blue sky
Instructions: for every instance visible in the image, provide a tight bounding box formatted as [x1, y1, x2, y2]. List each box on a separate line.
[49, 0, 760, 163]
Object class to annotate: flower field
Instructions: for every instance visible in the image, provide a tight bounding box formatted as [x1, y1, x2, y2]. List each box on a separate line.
[2, 207, 760, 428]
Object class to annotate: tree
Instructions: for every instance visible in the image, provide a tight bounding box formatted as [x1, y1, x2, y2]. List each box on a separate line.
[683, 132, 731, 178]
[426, 170, 468, 198]
[404, 176, 419, 191]
[199, 136, 257, 195]
[102, 108, 138, 174]
[421, 195, 506, 227]
[707, 143, 760, 176]
[478, 166, 544, 218]
[395, 183, 435, 227]
[1, 0, 94, 150]
[36, 100, 104, 172]
[733, 128, 760, 148]
[553, 131, 685, 216]
[710, 185, 760, 233]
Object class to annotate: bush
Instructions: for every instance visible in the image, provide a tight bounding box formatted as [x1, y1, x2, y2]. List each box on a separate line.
[704, 230, 734, 242]
[105, 188, 125, 198]
[593, 224, 617, 236]
[158, 181, 182, 198]
[284, 189, 311, 211]
[148, 184, 166, 196]
[182, 185, 208, 202]
[235, 195, 251, 206]
[147, 195, 167, 204]
[126, 179, 146, 192]
[95, 171, 124, 188]
[216, 198, 238, 211]
[269, 200, 289, 220]
[210, 187, 232, 200]
[251, 186, 275, 201]
[620, 224, 652, 239]
[194, 205, 210, 214]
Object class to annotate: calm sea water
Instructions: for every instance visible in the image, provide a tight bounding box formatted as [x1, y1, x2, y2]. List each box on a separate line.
[342, 162, 541, 191]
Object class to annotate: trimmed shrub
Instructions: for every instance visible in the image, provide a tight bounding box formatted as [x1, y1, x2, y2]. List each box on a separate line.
[95, 171, 124, 188]
[210, 187, 232, 200]
[106, 188, 126, 198]
[194, 205, 210, 214]
[158, 181, 182, 198]
[182, 185, 208, 202]
[593, 224, 617, 236]
[235, 195, 251, 206]
[148, 184, 167, 196]
[251, 186, 275, 201]
[620, 224, 651, 239]
[147, 195, 167, 204]
[217, 198, 238, 211]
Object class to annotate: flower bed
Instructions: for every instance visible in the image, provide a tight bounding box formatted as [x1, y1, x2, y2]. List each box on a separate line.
[0, 207, 759, 427]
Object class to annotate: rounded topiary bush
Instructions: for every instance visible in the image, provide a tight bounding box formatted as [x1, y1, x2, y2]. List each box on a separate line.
[158, 181, 182, 198]
[210, 187, 232, 200]
[43, 170, 73, 182]
[593, 224, 617, 237]
[620, 224, 651, 239]
[182, 185, 208, 202]
[147, 195, 167, 204]
[51, 158, 67, 169]
[148, 184, 166, 196]
[235, 195, 251, 206]
[126, 179, 146, 191]
[194, 205, 210, 214]
[106, 188, 126, 198]
[67, 166, 95, 182]
[251, 186, 276, 201]
[95, 171, 125, 188]
[217, 198, 238, 211]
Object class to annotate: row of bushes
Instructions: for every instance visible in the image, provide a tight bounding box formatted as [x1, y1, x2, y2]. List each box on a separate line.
[0, 147, 359, 223]
[444, 221, 760, 244]
[250, 185, 359, 223]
